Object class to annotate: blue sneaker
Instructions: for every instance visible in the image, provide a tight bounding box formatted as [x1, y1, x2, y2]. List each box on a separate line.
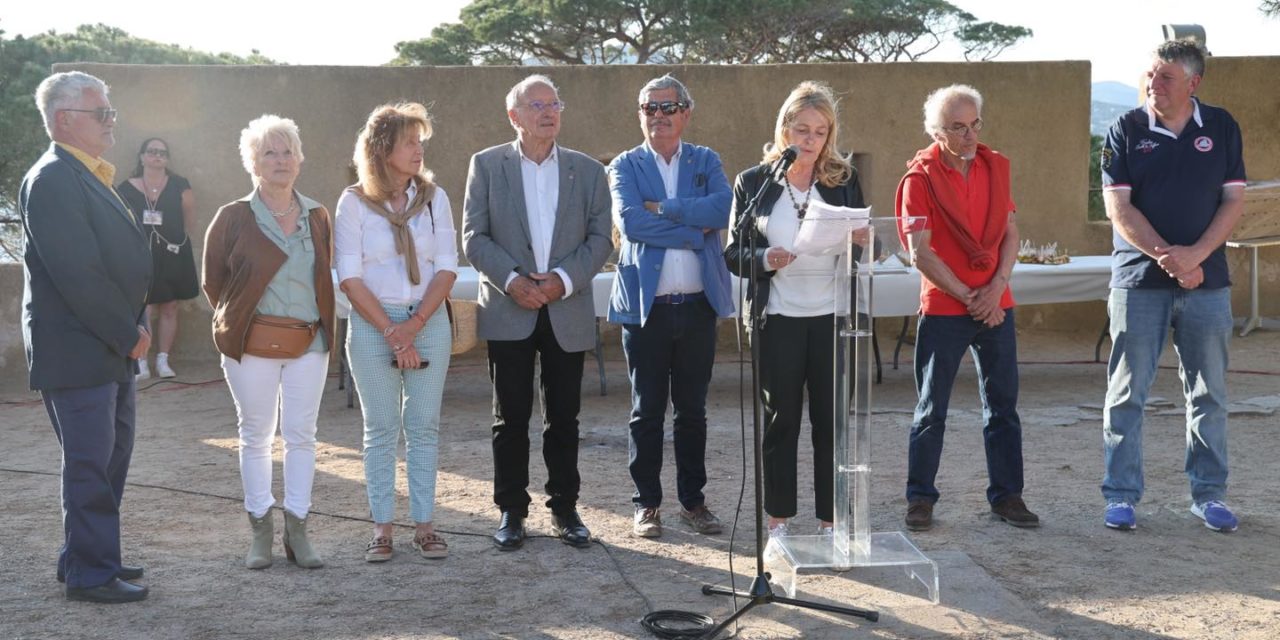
[1190, 500, 1239, 533]
[1104, 502, 1136, 530]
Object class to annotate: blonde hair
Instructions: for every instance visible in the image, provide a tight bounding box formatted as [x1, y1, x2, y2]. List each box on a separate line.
[353, 102, 436, 203]
[238, 114, 304, 184]
[762, 81, 852, 188]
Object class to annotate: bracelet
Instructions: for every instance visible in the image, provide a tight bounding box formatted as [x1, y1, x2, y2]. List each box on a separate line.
[382, 325, 395, 338]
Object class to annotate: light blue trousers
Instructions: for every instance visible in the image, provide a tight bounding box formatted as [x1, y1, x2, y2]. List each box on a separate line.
[1102, 287, 1232, 505]
[348, 303, 451, 523]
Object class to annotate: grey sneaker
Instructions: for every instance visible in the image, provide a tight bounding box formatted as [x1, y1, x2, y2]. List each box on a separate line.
[634, 507, 662, 538]
[679, 505, 723, 535]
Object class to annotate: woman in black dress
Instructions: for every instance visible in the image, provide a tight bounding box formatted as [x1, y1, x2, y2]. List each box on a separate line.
[117, 137, 199, 379]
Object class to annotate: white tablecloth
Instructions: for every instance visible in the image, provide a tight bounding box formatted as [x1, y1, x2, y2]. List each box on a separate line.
[337, 256, 1112, 321]
[861, 255, 1112, 318]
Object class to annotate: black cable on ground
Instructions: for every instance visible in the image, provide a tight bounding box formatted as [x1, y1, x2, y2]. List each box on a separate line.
[639, 609, 717, 639]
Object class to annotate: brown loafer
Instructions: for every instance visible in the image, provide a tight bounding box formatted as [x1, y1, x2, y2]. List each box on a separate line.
[905, 500, 934, 531]
[991, 496, 1040, 528]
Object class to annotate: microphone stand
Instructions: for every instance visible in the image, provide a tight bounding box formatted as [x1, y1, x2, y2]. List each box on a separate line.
[700, 153, 878, 639]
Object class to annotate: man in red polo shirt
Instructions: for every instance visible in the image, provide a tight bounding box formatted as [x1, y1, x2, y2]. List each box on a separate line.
[894, 84, 1038, 532]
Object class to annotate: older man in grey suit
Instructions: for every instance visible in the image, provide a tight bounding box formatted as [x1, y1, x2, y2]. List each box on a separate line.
[463, 74, 612, 550]
[21, 71, 152, 602]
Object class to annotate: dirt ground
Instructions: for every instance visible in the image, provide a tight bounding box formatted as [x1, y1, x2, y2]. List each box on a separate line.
[2, 324, 1278, 640]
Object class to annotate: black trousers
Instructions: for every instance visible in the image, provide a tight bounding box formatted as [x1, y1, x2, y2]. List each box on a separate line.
[758, 313, 836, 522]
[487, 308, 585, 517]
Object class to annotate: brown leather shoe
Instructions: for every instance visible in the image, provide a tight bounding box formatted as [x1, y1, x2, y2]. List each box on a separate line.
[991, 496, 1040, 528]
[679, 505, 723, 535]
[905, 500, 933, 531]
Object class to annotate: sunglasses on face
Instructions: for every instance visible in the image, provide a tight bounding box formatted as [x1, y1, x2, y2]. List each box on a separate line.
[63, 107, 118, 124]
[639, 101, 689, 116]
[144, 148, 169, 158]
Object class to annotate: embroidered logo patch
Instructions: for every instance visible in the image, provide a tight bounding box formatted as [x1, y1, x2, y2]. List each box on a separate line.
[1194, 136, 1214, 152]
[1100, 147, 1113, 170]
[1135, 139, 1160, 153]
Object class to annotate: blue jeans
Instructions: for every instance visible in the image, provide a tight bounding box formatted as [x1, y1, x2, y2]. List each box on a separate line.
[1102, 287, 1232, 505]
[907, 311, 1023, 505]
[622, 296, 717, 510]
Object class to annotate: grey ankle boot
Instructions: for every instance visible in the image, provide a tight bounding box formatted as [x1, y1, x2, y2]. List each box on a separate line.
[282, 511, 323, 568]
[246, 511, 274, 569]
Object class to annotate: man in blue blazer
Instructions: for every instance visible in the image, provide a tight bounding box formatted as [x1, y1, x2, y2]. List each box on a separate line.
[608, 75, 735, 538]
[20, 72, 152, 603]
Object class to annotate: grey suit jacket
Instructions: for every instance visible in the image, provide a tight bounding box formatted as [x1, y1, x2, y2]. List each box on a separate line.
[20, 144, 152, 390]
[462, 141, 612, 353]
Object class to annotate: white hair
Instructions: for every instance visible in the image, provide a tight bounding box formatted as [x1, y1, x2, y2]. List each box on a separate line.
[504, 74, 558, 111]
[34, 71, 109, 137]
[238, 114, 304, 184]
[922, 84, 983, 136]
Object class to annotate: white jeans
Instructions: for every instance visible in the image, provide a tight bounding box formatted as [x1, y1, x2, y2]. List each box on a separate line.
[221, 351, 328, 518]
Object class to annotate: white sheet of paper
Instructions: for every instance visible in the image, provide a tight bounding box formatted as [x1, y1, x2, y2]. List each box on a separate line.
[792, 201, 870, 255]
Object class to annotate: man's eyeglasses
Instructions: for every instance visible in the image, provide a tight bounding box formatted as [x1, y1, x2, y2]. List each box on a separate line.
[144, 148, 169, 158]
[62, 108, 118, 124]
[639, 101, 689, 116]
[943, 119, 984, 137]
[521, 100, 565, 113]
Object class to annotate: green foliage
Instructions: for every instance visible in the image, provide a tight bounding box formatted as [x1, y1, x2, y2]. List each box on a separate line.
[390, 0, 1032, 66]
[0, 23, 273, 259]
[1088, 135, 1105, 222]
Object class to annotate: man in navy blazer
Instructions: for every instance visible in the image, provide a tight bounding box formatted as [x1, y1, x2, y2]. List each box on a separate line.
[608, 75, 735, 538]
[20, 72, 152, 603]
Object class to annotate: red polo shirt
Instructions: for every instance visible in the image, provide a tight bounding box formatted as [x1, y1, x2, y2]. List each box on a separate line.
[900, 153, 1015, 316]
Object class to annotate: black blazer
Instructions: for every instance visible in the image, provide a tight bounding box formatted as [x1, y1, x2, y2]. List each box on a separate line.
[724, 162, 866, 328]
[20, 144, 152, 390]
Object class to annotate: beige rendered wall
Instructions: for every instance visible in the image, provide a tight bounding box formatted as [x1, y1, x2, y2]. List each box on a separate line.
[2, 58, 1273, 384]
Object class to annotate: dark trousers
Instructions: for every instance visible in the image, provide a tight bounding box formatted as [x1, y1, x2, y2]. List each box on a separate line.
[487, 308, 585, 517]
[622, 296, 717, 510]
[759, 313, 836, 521]
[907, 311, 1024, 505]
[42, 379, 136, 589]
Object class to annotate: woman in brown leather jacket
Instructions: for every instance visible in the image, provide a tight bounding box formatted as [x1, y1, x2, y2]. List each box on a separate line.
[202, 114, 334, 571]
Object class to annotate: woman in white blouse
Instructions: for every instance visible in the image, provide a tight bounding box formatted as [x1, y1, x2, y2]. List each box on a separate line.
[335, 103, 458, 561]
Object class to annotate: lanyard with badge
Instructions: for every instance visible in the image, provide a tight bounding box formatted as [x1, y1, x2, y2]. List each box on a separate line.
[142, 179, 187, 254]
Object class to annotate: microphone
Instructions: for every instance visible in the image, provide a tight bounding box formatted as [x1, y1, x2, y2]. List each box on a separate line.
[771, 145, 800, 180]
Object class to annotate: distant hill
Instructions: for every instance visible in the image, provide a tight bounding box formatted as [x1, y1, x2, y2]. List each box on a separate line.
[1090, 82, 1140, 136]
[1093, 81, 1140, 106]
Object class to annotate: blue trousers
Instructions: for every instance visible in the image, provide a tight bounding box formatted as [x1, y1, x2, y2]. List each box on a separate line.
[1102, 287, 1232, 505]
[906, 311, 1024, 505]
[622, 296, 717, 510]
[43, 379, 136, 589]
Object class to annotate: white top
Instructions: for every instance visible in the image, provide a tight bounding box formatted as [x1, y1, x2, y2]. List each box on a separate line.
[763, 185, 839, 317]
[334, 182, 459, 305]
[504, 141, 574, 296]
[647, 142, 702, 295]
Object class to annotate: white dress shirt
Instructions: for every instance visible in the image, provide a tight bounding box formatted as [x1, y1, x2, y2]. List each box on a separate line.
[334, 182, 458, 305]
[505, 141, 574, 296]
[648, 142, 703, 295]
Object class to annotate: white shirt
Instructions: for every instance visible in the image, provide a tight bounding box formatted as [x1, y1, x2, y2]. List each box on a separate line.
[334, 182, 458, 305]
[505, 141, 574, 296]
[762, 185, 839, 317]
[647, 142, 703, 295]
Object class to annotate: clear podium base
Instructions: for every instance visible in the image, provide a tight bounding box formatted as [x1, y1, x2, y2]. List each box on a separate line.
[764, 531, 940, 604]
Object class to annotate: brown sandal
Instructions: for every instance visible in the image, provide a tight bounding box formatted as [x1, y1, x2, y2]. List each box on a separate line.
[412, 532, 448, 559]
[365, 536, 394, 562]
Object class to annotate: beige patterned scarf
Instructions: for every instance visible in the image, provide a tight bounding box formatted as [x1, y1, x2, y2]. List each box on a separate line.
[346, 178, 433, 285]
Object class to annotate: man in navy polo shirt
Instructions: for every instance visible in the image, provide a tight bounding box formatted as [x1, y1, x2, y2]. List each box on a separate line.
[1099, 39, 1246, 533]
